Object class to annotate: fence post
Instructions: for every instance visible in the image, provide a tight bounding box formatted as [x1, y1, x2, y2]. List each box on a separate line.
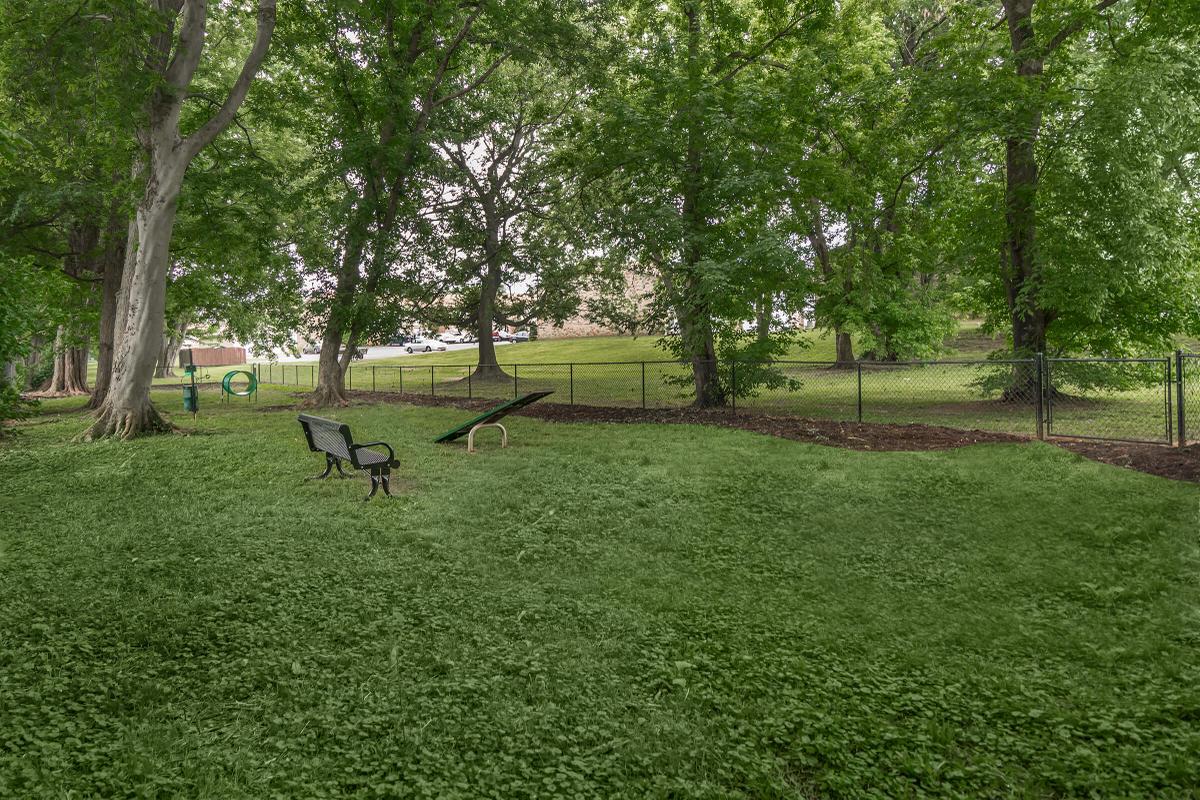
[731, 360, 736, 414]
[468, 367, 472, 399]
[399, 366, 403, 394]
[430, 365, 435, 397]
[348, 366, 352, 390]
[372, 365, 376, 393]
[569, 363, 574, 405]
[856, 362, 863, 423]
[641, 362, 646, 409]
[514, 364, 518, 399]
[1034, 353, 1045, 440]
[1166, 358, 1173, 446]
[310, 365, 314, 386]
[1177, 350, 1186, 447]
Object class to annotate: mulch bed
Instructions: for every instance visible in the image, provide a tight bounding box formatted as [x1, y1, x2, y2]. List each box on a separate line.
[1052, 440, 1200, 484]
[314, 390, 1200, 483]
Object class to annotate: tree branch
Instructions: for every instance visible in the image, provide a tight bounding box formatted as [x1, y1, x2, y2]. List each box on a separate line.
[184, 0, 276, 156]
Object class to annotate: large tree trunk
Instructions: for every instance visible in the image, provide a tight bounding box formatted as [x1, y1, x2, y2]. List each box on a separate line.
[834, 331, 855, 365]
[676, 4, 723, 408]
[83, 0, 275, 439]
[472, 216, 511, 382]
[87, 210, 130, 409]
[38, 327, 91, 396]
[306, 231, 363, 407]
[307, 320, 350, 406]
[1001, 0, 1050, 356]
[85, 184, 182, 439]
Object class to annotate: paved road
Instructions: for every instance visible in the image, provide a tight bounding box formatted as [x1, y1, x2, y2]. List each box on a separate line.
[252, 341, 511, 364]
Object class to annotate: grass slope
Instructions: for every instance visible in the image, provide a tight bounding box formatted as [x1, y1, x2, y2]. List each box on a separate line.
[2, 390, 1197, 797]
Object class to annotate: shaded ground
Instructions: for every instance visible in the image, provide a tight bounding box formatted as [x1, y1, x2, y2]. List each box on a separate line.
[337, 390, 1200, 482]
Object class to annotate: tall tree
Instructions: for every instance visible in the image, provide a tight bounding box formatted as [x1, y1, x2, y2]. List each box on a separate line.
[583, 0, 826, 405]
[84, 0, 276, 439]
[428, 63, 589, 380]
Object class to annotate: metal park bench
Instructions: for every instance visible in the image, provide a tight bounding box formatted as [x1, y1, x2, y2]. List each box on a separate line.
[434, 391, 554, 453]
[297, 413, 399, 500]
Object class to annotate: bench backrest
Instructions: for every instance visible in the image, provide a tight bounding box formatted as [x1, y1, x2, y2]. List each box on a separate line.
[298, 414, 354, 461]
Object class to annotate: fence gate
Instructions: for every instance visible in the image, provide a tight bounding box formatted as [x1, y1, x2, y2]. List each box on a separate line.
[1045, 357, 1173, 444]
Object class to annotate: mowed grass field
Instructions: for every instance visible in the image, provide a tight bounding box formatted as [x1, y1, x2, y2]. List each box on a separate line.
[2, 387, 1199, 797]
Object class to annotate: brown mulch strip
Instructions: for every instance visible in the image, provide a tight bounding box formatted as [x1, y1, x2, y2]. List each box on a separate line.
[291, 390, 1200, 483]
[1052, 440, 1200, 484]
[350, 390, 1027, 451]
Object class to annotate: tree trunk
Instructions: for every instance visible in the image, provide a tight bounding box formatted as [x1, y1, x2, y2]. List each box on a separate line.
[155, 316, 187, 378]
[677, 4, 723, 408]
[755, 297, 771, 344]
[87, 210, 129, 409]
[472, 216, 512, 382]
[38, 327, 91, 396]
[307, 325, 350, 406]
[84, 180, 182, 439]
[82, 0, 275, 440]
[834, 331, 855, 366]
[1002, 0, 1050, 356]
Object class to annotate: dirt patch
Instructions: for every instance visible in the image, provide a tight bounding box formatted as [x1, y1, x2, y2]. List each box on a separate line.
[349, 390, 1027, 451]
[1054, 440, 1200, 483]
[288, 390, 1200, 483]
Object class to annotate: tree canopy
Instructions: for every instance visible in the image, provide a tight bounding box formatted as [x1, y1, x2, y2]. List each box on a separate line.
[1, 0, 1198, 427]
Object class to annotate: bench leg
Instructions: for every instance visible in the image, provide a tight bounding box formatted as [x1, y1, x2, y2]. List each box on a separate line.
[380, 469, 392, 496]
[334, 458, 351, 478]
[365, 473, 379, 501]
[310, 455, 336, 480]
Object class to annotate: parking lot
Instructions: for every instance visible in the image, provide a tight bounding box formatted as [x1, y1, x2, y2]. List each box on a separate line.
[255, 340, 513, 364]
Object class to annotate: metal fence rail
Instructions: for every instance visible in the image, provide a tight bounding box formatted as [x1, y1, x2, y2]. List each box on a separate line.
[250, 351, 1200, 446]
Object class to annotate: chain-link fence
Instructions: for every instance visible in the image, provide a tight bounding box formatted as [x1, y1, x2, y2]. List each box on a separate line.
[252, 351, 1198, 445]
[1179, 353, 1200, 445]
[1046, 358, 1173, 444]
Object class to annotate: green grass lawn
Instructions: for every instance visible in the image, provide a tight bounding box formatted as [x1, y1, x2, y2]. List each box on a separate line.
[2, 390, 1198, 797]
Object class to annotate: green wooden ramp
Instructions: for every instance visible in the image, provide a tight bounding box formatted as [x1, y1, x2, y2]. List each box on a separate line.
[434, 391, 554, 443]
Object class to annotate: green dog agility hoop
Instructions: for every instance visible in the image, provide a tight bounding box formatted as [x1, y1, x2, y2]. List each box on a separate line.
[221, 369, 258, 401]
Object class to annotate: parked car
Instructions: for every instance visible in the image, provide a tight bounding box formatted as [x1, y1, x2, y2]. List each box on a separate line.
[439, 331, 466, 344]
[303, 343, 321, 354]
[342, 347, 366, 360]
[405, 337, 446, 353]
[387, 335, 411, 346]
[511, 330, 530, 343]
[492, 330, 514, 342]
[459, 332, 478, 344]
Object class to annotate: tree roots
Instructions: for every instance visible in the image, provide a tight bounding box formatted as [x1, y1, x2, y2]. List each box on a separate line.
[79, 401, 175, 441]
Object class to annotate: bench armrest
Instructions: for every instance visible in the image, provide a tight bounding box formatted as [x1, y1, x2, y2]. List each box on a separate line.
[352, 441, 396, 465]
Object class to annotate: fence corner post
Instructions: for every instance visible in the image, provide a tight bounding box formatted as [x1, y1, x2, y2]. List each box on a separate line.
[641, 361, 646, 409]
[569, 363, 574, 405]
[1035, 352, 1045, 440]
